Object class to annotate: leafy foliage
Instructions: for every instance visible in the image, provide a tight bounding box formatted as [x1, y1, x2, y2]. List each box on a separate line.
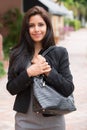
[69, 19, 81, 30]
[57, 0, 87, 22]
[3, 8, 23, 58]
[0, 62, 6, 78]
[57, 0, 87, 4]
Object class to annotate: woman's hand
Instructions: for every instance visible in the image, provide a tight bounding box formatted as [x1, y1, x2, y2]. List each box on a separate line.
[31, 54, 46, 64]
[26, 55, 51, 77]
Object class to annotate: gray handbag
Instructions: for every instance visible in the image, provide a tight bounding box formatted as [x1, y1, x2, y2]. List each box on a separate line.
[33, 46, 76, 115]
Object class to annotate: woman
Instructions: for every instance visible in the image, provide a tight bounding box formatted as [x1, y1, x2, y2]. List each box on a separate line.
[6, 6, 74, 130]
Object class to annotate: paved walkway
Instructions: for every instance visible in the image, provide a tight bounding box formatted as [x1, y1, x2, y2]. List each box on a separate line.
[0, 28, 87, 130]
[59, 28, 87, 130]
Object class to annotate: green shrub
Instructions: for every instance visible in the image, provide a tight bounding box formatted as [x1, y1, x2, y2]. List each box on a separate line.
[0, 23, 3, 29]
[69, 19, 81, 30]
[64, 19, 81, 31]
[3, 8, 23, 58]
[0, 62, 6, 78]
[64, 19, 70, 26]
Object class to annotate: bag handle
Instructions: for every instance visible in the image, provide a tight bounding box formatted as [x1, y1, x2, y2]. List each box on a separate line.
[42, 46, 56, 57]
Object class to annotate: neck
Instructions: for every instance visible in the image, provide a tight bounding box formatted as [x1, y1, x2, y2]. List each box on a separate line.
[34, 42, 42, 56]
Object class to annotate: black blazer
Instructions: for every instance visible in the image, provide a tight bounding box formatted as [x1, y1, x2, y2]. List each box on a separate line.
[6, 46, 74, 113]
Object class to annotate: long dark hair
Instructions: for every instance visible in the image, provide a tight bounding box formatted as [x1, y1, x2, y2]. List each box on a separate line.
[9, 6, 55, 73]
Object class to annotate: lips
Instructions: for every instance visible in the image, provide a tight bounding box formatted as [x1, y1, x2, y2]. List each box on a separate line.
[33, 33, 41, 36]
[33, 34, 42, 38]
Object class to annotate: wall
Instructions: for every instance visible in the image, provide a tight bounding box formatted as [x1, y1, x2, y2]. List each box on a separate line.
[0, 0, 21, 15]
[51, 15, 64, 43]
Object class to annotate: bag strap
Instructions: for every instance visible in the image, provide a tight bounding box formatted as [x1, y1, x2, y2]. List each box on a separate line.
[42, 46, 56, 57]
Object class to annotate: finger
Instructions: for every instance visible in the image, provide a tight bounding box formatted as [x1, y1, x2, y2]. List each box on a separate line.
[31, 58, 36, 64]
[42, 62, 48, 65]
[43, 68, 52, 72]
[41, 63, 49, 69]
[42, 65, 51, 71]
[37, 55, 46, 62]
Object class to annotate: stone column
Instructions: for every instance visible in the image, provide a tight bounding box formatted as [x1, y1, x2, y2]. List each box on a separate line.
[0, 34, 3, 60]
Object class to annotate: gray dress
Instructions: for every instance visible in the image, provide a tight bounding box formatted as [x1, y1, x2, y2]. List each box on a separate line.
[15, 89, 65, 130]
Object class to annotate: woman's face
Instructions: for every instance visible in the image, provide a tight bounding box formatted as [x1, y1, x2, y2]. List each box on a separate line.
[28, 14, 47, 44]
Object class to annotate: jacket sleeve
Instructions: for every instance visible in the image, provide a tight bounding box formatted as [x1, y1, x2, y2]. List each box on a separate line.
[6, 67, 33, 95]
[45, 47, 74, 97]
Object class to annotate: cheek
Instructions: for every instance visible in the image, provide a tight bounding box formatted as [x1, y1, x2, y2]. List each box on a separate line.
[43, 27, 47, 35]
[29, 28, 32, 36]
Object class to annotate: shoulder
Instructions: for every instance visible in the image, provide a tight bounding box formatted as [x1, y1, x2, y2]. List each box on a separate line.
[54, 46, 67, 53]
[49, 46, 68, 58]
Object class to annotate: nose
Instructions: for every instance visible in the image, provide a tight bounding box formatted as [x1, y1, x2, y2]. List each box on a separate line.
[34, 25, 39, 32]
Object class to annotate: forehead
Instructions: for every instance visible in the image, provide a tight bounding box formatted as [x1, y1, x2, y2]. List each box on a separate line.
[29, 14, 45, 23]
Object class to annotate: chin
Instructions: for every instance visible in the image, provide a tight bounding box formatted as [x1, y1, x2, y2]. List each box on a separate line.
[34, 39, 42, 43]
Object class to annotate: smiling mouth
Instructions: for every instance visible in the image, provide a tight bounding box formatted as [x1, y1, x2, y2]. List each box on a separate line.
[33, 33, 41, 35]
[33, 34, 42, 37]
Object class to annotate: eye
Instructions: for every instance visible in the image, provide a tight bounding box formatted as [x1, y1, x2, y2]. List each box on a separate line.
[29, 24, 34, 28]
[38, 23, 44, 27]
